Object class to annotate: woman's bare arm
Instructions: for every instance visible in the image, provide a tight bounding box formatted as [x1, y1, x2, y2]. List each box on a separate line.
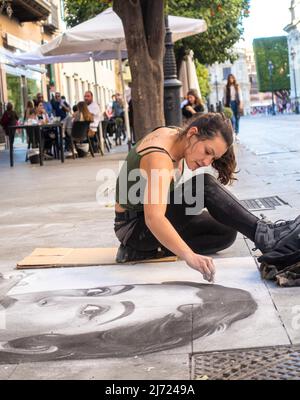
[140, 153, 215, 281]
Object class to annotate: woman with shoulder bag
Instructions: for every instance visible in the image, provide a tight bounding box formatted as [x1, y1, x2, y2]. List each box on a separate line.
[223, 74, 243, 138]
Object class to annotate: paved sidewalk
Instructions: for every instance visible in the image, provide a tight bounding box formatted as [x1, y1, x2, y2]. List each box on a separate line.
[0, 114, 299, 380]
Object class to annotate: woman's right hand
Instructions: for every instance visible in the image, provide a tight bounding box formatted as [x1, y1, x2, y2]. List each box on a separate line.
[186, 105, 195, 113]
[184, 252, 216, 282]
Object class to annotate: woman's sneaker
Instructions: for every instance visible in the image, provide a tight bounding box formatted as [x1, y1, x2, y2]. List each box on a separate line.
[255, 215, 300, 253]
[255, 214, 300, 266]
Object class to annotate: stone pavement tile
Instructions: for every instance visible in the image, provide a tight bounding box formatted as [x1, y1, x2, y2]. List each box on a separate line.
[265, 285, 300, 345]
[191, 257, 290, 352]
[213, 238, 251, 259]
[284, 193, 300, 209]
[8, 354, 190, 380]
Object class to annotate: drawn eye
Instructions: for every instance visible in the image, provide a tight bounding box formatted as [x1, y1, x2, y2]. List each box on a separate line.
[86, 288, 111, 296]
[86, 286, 128, 297]
[81, 304, 108, 320]
[38, 298, 49, 306]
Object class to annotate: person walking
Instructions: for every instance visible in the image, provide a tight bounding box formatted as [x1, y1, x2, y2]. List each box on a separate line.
[112, 93, 126, 141]
[0, 102, 18, 135]
[223, 74, 243, 138]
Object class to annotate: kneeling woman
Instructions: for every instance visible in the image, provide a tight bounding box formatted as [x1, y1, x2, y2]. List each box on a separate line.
[114, 113, 300, 282]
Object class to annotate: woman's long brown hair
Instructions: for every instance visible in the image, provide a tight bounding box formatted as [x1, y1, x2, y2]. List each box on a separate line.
[179, 112, 237, 185]
[187, 89, 204, 108]
[226, 74, 239, 91]
[77, 101, 94, 122]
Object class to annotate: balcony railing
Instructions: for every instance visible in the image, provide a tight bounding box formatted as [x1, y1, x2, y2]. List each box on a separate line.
[12, 0, 51, 22]
[43, 2, 59, 33]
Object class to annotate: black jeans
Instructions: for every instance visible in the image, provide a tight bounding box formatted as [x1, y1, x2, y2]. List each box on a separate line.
[114, 173, 258, 255]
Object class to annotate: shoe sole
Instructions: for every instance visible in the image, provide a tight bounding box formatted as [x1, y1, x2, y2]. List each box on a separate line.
[258, 250, 300, 267]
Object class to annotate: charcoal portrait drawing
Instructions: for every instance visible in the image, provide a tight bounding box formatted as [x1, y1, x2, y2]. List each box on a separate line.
[0, 274, 257, 364]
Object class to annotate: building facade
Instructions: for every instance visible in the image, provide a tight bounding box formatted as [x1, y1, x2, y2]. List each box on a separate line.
[0, 0, 61, 117]
[0, 0, 117, 119]
[60, 59, 116, 112]
[285, 0, 300, 105]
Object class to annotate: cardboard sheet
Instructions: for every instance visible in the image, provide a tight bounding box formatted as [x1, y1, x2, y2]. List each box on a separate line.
[16, 247, 178, 269]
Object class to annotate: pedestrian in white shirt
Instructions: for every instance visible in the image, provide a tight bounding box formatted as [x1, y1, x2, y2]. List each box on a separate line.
[84, 90, 104, 153]
[84, 91, 102, 133]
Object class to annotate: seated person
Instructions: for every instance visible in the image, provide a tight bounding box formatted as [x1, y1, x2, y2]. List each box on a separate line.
[36, 94, 53, 117]
[24, 101, 35, 121]
[73, 101, 94, 157]
[63, 105, 78, 155]
[51, 92, 70, 121]
[73, 101, 94, 123]
[182, 89, 205, 120]
[35, 102, 49, 124]
[35, 102, 54, 159]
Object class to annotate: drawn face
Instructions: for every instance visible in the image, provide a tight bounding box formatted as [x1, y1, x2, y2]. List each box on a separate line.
[184, 130, 228, 171]
[4, 284, 201, 337]
[0, 278, 257, 363]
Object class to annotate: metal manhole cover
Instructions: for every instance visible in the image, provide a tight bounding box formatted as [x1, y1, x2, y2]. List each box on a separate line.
[240, 196, 289, 211]
[193, 346, 300, 380]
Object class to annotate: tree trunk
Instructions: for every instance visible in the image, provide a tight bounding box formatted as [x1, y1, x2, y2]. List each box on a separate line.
[113, 0, 165, 141]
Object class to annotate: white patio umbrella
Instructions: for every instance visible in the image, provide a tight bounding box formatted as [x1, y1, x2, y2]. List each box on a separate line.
[12, 47, 128, 65]
[41, 7, 207, 57]
[40, 7, 207, 143]
[179, 50, 201, 99]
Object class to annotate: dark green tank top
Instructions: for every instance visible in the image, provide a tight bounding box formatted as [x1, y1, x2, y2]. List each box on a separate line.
[115, 136, 183, 212]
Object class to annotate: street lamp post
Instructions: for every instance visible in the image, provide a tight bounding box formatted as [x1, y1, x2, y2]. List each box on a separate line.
[268, 60, 276, 116]
[214, 74, 219, 104]
[163, 15, 182, 127]
[291, 47, 300, 114]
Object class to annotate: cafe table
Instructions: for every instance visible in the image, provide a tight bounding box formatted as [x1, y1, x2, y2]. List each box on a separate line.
[8, 122, 64, 167]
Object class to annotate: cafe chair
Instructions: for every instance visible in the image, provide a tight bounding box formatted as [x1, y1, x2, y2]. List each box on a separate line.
[70, 121, 94, 159]
[101, 120, 113, 153]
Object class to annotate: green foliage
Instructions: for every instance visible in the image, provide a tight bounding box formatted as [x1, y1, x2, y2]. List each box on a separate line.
[64, 0, 110, 27]
[169, 0, 250, 65]
[195, 60, 210, 99]
[223, 106, 233, 119]
[253, 36, 290, 92]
